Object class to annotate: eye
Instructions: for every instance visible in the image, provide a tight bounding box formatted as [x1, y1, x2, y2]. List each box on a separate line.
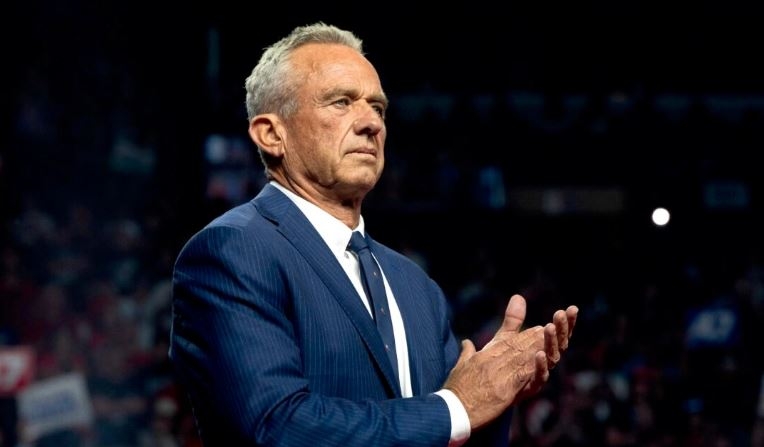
[332, 97, 351, 107]
[372, 103, 386, 119]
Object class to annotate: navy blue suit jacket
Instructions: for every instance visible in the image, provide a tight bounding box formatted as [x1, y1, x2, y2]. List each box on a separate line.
[169, 184, 511, 446]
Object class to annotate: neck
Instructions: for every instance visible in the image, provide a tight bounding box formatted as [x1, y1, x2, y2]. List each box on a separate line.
[272, 177, 364, 229]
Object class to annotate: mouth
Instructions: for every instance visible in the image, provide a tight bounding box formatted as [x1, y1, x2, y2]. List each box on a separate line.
[348, 148, 378, 157]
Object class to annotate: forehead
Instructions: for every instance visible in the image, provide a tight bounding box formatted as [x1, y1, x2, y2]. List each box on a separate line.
[290, 43, 382, 89]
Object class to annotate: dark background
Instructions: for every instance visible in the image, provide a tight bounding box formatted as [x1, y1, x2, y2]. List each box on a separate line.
[2, 1, 764, 446]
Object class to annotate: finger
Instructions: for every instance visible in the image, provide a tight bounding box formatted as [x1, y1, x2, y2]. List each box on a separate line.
[565, 305, 579, 339]
[530, 350, 550, 390]
[553, 309, 569, 351]
[544, 323, 560, 367]
[537, 350, 550, 377]
[497, 294, 527, 334]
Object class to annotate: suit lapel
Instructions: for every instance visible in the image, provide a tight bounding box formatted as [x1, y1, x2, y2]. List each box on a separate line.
[253, 185, 402, 397]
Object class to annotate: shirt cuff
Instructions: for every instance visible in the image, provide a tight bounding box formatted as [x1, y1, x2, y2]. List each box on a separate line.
[434, 389, 471, 446]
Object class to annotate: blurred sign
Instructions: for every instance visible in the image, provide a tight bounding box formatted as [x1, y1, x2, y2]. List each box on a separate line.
[0, 346, 35, 396]
[703, 180, 749, 210]
[507, 187, 624, 215]
[18, 372, 94, 442]
[685, 305, 740, 348]
[204, 133, 262, 205]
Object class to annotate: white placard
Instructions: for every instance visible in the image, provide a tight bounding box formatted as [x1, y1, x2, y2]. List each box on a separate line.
[17, 372, 94, 441]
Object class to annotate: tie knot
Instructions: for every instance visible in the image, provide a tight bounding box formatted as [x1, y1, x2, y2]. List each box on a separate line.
[347, 231, 370, 254]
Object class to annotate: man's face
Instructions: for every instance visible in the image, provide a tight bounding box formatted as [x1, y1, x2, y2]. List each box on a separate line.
[279, 43, 388, 200]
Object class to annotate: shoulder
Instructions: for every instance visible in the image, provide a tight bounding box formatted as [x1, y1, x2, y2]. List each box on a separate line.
[177, 200, 280, 263]
[207, 199, 262, 230]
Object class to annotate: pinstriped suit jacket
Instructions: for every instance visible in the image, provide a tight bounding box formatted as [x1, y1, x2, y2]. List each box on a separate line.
[169, 183, 511, 446]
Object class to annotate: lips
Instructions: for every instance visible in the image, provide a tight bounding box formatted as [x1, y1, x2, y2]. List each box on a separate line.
[348, 148, 377, 157]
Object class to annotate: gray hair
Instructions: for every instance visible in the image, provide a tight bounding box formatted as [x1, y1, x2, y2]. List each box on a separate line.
[244, 22, 364, 121]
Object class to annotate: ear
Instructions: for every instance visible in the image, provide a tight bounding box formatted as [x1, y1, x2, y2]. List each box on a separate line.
[249, 114, 285, 159]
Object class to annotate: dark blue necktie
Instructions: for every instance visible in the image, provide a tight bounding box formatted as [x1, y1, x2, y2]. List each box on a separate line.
[348, 231, 399, 381]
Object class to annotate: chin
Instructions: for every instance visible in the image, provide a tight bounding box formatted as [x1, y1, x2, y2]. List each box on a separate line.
[337, 177, 377, 196]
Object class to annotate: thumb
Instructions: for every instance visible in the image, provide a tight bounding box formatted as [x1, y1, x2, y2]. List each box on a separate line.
[497, 294, 527, 334]
[457, 339, 476, 364]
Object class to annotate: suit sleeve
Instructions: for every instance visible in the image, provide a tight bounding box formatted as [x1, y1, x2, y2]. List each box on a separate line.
[169, 224, 454, 446]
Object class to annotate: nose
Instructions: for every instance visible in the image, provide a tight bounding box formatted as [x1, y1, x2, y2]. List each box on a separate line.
[353, 103, 384, 136]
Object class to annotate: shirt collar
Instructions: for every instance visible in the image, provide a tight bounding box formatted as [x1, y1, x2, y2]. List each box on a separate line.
[270, 181, 364, 257]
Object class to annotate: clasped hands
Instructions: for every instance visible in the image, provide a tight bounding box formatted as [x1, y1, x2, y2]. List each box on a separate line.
[443, 294, 579, 430]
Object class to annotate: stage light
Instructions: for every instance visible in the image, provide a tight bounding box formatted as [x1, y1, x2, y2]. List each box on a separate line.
[651, 207, 670, 226]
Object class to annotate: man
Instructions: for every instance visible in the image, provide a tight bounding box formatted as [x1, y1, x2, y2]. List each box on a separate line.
[169, 22, 579, 446]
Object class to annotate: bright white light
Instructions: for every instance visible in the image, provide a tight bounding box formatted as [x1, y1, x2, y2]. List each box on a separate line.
[652, 207, 670, 226]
